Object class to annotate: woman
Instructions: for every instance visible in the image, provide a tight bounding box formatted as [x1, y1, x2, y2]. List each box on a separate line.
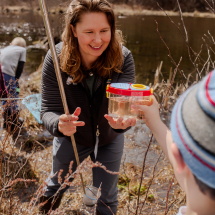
[40, 0, 136, 214]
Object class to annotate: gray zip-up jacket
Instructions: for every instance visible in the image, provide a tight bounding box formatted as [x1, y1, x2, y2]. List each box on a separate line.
[41, 42, 135, 147]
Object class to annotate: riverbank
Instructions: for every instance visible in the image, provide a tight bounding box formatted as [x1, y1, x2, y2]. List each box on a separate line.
[0, 4, 215, 18]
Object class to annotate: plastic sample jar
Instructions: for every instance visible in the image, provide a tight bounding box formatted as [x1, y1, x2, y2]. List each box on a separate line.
[83, 185, 101, 207]
[106, 83, 153, 120]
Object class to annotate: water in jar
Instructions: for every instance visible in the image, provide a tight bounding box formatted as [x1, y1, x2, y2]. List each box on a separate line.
[108, 95, 151, 120]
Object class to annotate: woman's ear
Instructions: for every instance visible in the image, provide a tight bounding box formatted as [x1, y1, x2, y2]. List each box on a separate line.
[71, 25, 77, 37]
[171, 143, 186, 173]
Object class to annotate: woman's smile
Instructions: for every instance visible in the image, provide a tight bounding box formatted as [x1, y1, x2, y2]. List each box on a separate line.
[89, 44, 103, 50]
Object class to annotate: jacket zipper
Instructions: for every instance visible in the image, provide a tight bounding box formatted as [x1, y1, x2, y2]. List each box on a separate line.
[94, 124, 100, 158]
[81, 78, 99, 146]
[96, 125, 100, 137]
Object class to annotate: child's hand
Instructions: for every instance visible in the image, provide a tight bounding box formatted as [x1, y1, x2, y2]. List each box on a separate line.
[131, 96, 161, 130]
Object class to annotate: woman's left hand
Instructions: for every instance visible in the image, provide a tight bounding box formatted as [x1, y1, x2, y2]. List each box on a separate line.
[104, 114, 136, 129]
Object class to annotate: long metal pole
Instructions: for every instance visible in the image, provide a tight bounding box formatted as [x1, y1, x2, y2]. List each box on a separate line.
[38, 0, 85, 194]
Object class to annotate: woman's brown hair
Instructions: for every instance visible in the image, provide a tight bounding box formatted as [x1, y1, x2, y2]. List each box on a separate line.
[60, 0, 124, 83]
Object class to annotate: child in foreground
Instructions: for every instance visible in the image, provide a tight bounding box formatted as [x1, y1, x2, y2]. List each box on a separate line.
[132, 70, 215, 215]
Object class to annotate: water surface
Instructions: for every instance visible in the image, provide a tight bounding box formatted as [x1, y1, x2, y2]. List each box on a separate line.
[0, 12, 215, 84]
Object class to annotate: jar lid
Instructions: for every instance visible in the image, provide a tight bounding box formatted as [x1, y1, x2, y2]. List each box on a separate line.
[106, 83, 153, 96]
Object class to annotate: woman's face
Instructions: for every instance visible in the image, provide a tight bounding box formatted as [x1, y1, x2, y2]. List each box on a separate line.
[71, 12, 111, 67]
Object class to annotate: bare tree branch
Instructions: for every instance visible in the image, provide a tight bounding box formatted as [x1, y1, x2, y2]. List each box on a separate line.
[135, 134, 153, 215]
[155, 20, 187, 89]
[204, 0, 215, 13]
[157, 2, 201, 80]
[165, 175, 175, 215]
[139, 152, 163, 214]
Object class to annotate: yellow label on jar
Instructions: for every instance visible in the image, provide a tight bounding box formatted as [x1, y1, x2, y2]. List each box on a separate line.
[132, 84, 146, 89]
[150, 88, 153, 94]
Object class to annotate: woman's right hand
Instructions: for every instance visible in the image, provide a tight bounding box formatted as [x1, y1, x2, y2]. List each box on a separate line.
[58, 107, 85, 136]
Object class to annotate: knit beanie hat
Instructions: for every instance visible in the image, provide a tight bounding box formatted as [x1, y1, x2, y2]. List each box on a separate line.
[170, 70, 215, 189]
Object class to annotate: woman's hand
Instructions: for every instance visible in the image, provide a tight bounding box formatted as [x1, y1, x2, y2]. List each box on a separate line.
[104, 115, 136, 130]
[58, 107, 85, 136]
[131, 95, 161, 130]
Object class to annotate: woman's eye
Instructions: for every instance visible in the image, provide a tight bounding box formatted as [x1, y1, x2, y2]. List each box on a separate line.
[101, 30, 107, 33]
[86, 32, 93, 34]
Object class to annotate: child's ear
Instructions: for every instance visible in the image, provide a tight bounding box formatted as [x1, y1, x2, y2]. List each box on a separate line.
[171, 143, 186, 173]
[71, 25, 77, 37]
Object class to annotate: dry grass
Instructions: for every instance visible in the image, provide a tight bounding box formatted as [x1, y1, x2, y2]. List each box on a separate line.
[0, 63, 187, 214]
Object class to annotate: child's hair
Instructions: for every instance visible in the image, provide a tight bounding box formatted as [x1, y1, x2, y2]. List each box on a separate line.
[170, 70, 215, 200]
[194, 175, 215, 200]
[60, 0, 124, 83]
[11, 37, 26, 47]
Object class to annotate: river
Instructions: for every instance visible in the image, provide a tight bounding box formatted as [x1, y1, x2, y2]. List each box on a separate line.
[0, 12, 215, 84]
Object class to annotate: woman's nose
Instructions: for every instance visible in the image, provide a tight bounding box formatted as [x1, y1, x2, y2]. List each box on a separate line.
[93, 33, 102, 43]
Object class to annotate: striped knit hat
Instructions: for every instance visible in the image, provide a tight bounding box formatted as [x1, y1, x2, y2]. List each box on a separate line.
[170, 70, 215, 189]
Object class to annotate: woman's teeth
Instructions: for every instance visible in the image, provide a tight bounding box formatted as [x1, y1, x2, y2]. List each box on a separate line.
[90, 45, 102, 49]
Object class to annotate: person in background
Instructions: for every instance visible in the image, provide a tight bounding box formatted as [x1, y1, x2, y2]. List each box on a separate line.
[40, 0, 136, 214]
[0, 64, 8, 99]
[0, 37, 26, 131]
[132, 70, 215, 215]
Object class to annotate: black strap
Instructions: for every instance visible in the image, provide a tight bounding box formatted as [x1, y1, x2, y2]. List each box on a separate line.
[15, 61, 25, 80]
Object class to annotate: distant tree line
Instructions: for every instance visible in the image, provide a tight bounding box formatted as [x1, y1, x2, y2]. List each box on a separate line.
[0, 0, 213, 12]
